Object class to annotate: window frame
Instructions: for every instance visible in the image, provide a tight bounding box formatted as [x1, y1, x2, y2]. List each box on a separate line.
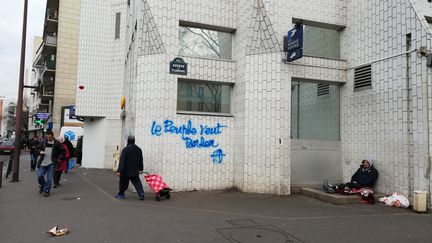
[291, 18, 345, 60]
[177, 78, 234, 117]
[178, 21, 235, 60]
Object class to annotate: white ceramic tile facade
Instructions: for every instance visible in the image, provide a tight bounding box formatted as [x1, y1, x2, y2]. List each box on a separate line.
[342, 0, 432, 202]
[76, 0, 432, 204]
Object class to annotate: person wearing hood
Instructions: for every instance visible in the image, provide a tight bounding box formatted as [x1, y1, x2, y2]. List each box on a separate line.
[349, 158, 379, 188]
[323, 158, 379, 194]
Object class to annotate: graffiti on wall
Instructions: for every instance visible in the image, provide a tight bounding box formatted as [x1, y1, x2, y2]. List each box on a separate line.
[151, 120, 226, 163]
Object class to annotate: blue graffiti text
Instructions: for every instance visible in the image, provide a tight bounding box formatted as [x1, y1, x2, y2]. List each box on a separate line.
[151, 121, 162, 136]
[183, 136, 218, 149]
[151, 119, 226, 163]
[200, 123, 226, 136]
[211, 149, 225, 164]
[164, 120, 197, 139]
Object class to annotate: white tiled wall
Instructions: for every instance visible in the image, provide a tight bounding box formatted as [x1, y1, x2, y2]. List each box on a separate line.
[76, 0, 127, 169]
[342, 0, 432, 200]
[76, 0, 432, 202]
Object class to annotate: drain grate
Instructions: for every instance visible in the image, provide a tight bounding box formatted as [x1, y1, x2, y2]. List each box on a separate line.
[226, 219, 258, 227]
[217, 225, 303, 243]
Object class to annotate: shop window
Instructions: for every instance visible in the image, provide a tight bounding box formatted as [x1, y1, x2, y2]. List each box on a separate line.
[177, 79, 231, 114]
[179, 24, 233, 59]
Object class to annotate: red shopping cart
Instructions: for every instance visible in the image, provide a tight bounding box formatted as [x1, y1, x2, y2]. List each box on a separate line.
[142, 172, 172, 201]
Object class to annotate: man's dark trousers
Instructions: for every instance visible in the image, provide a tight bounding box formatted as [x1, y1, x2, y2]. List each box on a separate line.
[118, 176, 144, 196]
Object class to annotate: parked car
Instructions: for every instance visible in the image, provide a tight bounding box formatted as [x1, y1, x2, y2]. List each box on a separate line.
[0, 140, 15, 155]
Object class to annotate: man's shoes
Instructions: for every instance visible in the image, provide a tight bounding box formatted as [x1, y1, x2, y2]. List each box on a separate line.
[39, 187, 43, 193]
[138, 194, 144, 200]
[43, 191, 50, 197]
[323, 180, 335, 194]
[115, 194, 126, 199]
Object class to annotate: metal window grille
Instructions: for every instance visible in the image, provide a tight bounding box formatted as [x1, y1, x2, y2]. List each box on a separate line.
[317, 84, 330, 96]
[354, 65, 372, 90]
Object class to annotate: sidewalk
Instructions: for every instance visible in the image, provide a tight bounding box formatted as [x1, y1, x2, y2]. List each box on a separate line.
[0, 153, 431, 243]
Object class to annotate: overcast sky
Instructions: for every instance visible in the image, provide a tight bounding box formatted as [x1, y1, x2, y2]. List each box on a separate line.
[0, 0, 46, 98]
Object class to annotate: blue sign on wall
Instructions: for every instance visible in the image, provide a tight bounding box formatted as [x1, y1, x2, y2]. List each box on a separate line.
[287, 24, 303, 51]
[170, 57, 188, 75]
[287, 24, 303, 62]
[287, 48, 303, 62]
[69, 105, 76, 119]
[35, 112, 50, 120]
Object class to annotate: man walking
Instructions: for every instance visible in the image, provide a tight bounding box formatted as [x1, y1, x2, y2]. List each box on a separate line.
[29, 136, 39, 171]
[115, 135, 145, 200]
[36, 131, 65, 197]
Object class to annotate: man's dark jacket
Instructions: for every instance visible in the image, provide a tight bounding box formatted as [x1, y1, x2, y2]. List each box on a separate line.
[351, 165, 379, 188]
[117, 144, 143, 177]
[29, 140, 39, 154]
[36, 139, 66, 165]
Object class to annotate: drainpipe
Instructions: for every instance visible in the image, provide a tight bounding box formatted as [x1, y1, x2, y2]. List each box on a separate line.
[297, 83, 300, 138]
[406, 33, 413, 198]
[426, 51, 432, 205]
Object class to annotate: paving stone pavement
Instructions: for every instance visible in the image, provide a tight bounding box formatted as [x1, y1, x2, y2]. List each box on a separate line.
[0, 153, 431, 243]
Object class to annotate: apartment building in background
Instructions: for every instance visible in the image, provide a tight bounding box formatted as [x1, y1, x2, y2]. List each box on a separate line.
[32, 0, 81, 136]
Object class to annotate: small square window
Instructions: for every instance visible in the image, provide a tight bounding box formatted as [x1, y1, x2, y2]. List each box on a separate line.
[179, 25, 232, 59]
[177, 79, 231, 114]
[303, 25, 340, 59]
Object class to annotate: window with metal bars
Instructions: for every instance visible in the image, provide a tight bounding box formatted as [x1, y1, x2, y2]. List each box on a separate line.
[317, 84, 330, 96]
[354, 65, 372, 91]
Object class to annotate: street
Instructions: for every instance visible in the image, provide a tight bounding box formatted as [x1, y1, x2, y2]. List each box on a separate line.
[0, 153, 431, 243]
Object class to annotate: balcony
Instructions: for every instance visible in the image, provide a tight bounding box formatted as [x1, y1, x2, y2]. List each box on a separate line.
[41, 84, 54, 97]
[45, 7, 58, 34]
[47, 8, 58, 21]
[32, 41, 56, 69]
[45, 59, 56, 70]
[38, 103, 50, 113]
[46, 35, 57, 46]
[40, 75, 54, 98]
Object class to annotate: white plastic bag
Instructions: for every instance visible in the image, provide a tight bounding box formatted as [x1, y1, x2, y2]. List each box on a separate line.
[378, 192, 410, 208]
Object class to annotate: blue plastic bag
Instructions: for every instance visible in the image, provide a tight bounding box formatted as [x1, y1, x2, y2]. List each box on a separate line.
[68, 159, 75, 170]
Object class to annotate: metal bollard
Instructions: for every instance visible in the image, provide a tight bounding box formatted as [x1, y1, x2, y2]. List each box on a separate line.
[0, 161, 3, 188]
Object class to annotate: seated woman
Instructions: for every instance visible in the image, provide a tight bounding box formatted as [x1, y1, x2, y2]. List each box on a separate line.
[324, 158, 379, 193]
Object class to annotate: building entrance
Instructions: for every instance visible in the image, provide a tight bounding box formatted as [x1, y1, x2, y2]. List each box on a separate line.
[290, 80, 341, 186]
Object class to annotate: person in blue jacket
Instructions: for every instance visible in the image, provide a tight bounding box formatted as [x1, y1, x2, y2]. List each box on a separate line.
[115, 135, 145, 200]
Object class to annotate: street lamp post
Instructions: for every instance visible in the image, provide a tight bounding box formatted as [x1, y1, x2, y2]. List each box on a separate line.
[11, 0, 28, 182]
